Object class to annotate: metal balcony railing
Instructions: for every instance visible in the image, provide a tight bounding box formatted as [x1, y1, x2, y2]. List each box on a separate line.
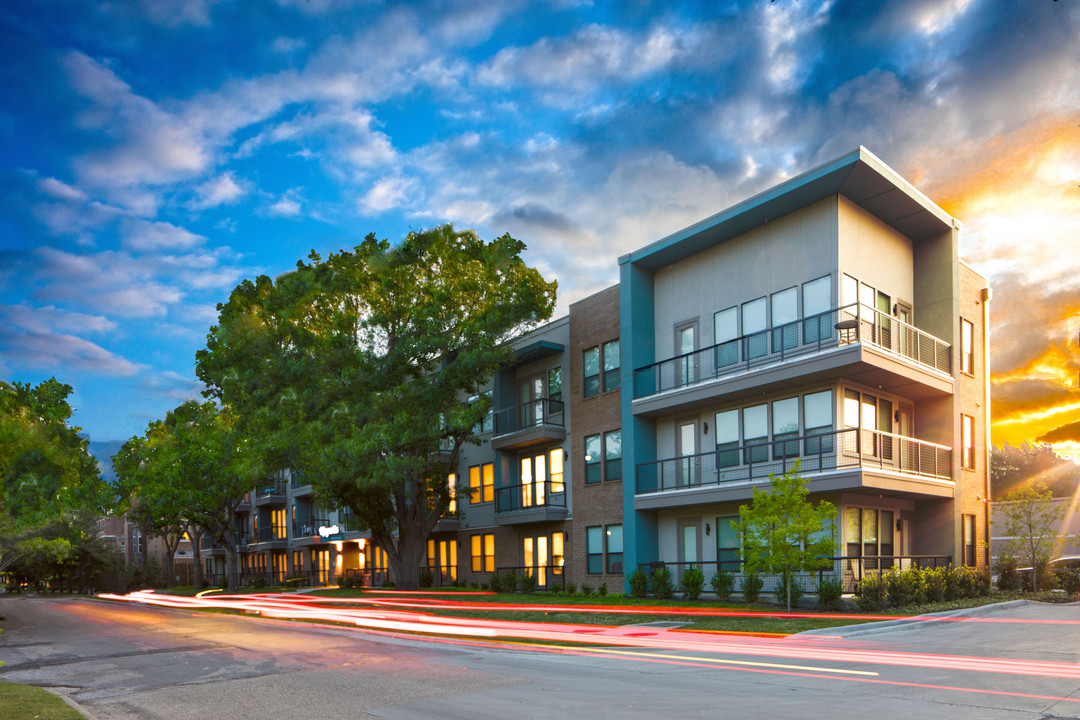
[256, 479, 287, 499]
[636, 427, 952, 495]
[492, 398, 565, 437]
[256, 526, 288, 543]
[633, 303, 951, 399]
[292, 518, 330, 538]
[495, 480, 568, 513]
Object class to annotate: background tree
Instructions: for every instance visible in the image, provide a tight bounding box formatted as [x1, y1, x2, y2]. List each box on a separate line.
[197, 226, 556, 590]
[114, 400, 260, 591]
[998, 481, 1065, 592]
[1, 378, 115, 578]
[991, 442, 1080, 499]
[737, 463, 837, 612]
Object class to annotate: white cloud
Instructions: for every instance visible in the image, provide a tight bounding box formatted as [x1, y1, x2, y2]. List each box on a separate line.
[0, 304, 118, 334]
[121, 219, 206, 251]
[360, 176, 420, 214]
[191, 172, 247, 209]
[0, 326, 142, 377]
[269, 189, 303, 217]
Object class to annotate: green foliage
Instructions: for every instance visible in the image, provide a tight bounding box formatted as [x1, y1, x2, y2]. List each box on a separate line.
[710, 569, 735, 601]
[737, 463, 836, 612]
[992, 442, 1080, 499]
[0, 378, 114, 536]
[596, 583, 608, 597]
[519, 571, 537, 594]
[817, 576, 843, 610]
[680, 566, 705, 600]
[994, 553, 1022, 591]
[650, 566, 674, 599]
[565, 581, 577, 596]
[923, 567, 948, 603]
[777, 572, 804, 607]
[998, 482, 1065, 593]
[579, 582, 593, 597]
[856, 573, 887, 610]
[883, 567, 926, 607]
[740, 570, 763, 603]
[418, 569, 433, 588]
[627, 569, 648, 598]
[1059, 568, 1080, 596]
[196, 226, 556, 590]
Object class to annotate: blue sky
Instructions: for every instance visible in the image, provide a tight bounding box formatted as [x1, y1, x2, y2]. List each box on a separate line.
[1, 0, 1079, 459]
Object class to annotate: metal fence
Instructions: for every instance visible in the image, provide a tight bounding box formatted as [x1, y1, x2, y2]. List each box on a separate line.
[492, 398, 566, 436]
[634, 303, 951, 399]
[636, 427, 952, 495]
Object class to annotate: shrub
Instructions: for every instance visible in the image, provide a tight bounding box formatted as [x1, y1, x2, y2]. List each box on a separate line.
[856, 572, 886, 611]
[923, 567, 947, 603]
[740, 571, 763, 603]
[777, 572, 804, 607]
[710, 569, 736, 601]
[968, 566, 991, 596]
[651, 567, 674, 599]
[681, 566, 705, 601]
[944, 565, 964, 601]
[579, 582, 593, 597]
[519, 572, 537, 594]
[628, 569, 648, 598]
[1059, 568, 1080, 597]
[883, 568, 924, 607]
[565, 582, 577, 596]
[596, 583, 609, 597]
[994, 554, 1022, 591]
[419, 569, 433, 588]
[817, 576, 843, 610]
[488, 571, 504, 593]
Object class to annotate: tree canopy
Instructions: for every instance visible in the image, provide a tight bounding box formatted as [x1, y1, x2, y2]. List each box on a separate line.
[114, 400, 260, 590]
[991, 442, 1080, 499]
[997, 481, 1065, 592]
[737, 463, 837, 612]
[196, 226, 556, 589]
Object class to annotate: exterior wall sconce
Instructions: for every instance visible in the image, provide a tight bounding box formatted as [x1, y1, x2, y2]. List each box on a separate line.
[703, 422, 709, 435]
[705, 523, 711, 536]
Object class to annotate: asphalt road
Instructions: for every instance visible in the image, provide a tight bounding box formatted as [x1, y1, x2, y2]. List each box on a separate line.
[1, 595, 1078, 719]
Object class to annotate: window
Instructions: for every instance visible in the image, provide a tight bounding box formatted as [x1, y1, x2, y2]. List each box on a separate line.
[548, 367, 563, 402]
[604, 430, 622, 481]
[844, 507, 894, 569]
[586, 432, 621, 483]
[469, 462, 494, 504]
[714, 409, 739, 468]
[447, 473, 456, 515]
[803, 390, 834, 454]
[771, 287, 798, 351]
[675, 323, 696, 385]
[583, 347, 600, 397]
[742, 298, 767, 359]
[962, 414, 975, 469]
[587, 527, 603, 574]
[716, 515, 740, 572]
[743, 403, 768, 463]
[960, 318, 974, 375]
[772, 397, 799, 459]
[602, 340, 620, 391]
[471, 533, 494, 572]
[584, 434, 602, 484]
[470, 390, 493, 434]
[802, 275, 832, 343]
[606, 525, 623, 573]
[963, 514, 976, 567]
[523, 531, 564, 587]
[713, 306, 738, 367]
[549, 448, 564, 492]
[520, 448, 565, 506]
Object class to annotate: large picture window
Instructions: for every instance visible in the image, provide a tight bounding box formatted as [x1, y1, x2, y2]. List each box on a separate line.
[471, 533, 494, 573]
[469, 463, 494, 504]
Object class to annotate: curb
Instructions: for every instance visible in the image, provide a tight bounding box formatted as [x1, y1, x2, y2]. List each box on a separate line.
[796, 599, 1047, 638]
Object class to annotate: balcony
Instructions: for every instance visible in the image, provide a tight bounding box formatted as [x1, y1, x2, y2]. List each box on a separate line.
[635, 427, 952, 509]
[491, 398, 566, 451]
[494, 480, 568, 525]
[254, 526, 288, 547]
[254, 479, 287, 506]
[290, 475, 314, 497]
[292, 518, 330, 542]
[633, 304, 953, 414]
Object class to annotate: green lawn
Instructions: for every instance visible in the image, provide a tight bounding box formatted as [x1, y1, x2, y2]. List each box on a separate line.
[0, 682, 85, 720]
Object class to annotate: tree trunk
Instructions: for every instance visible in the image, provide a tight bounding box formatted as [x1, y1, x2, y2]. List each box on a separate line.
[223, 524, 239, 591]
[387, 528, 428, 591]
[189, 525, 204, 591]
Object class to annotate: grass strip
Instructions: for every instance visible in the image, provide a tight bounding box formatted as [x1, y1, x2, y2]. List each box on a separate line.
[0, 682, 85, 720]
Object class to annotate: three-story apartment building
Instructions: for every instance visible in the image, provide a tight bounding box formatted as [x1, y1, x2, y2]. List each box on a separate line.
[620, 147, 990, 590]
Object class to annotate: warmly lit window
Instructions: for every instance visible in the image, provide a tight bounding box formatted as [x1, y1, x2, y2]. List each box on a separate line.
[447, 473, 456, 515]
[586, 526, 603, 574]
[584, 434, 602, 484]
[602, 340, 620, 391]
[549, 448, 564, 493]
[272, 509, 286, 539]
[604, 430, 622, 481]
[606, 525, 623, 574]
[961, 318, 974, 375]
[583, 347, 600, 397]
[471, 534, 487, 573]
[469, 463, 494, 504]
[962, 414, 975, 469]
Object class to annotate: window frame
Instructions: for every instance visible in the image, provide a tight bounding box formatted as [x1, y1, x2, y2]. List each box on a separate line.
[960, 318, 975, 376]
[469, 462, 495, 504]
[471, 533, 495, 573]
[586, 526, 603, 574]
[605, 524, 624, 574]
[961, 414, 975, 469]
[583, 346, 600, 398]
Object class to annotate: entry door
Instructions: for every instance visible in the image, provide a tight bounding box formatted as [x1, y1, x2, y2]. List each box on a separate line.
[676, 324, 696, 386]
[523, 535, 550, 588]
[678, 519, 701, 566]
[519, 376, 544, 427]
[678, 420, 697, 487]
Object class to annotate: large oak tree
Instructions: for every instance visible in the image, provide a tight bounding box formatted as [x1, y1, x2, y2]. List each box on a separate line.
[196, 226, 556, 589]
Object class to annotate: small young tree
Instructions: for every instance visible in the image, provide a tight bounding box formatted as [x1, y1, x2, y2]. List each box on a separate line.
[999, 481, 1064, 592]
[737, 462, 836, 612]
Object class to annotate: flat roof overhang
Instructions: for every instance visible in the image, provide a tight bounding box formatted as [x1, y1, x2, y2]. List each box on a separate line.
[619, 147, 958, 272]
